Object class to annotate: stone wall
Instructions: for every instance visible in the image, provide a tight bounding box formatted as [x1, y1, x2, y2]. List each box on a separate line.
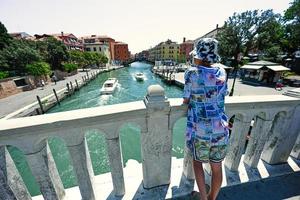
[0, 78, 22, 99]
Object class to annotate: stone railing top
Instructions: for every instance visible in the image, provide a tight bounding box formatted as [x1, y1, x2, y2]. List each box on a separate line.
[1, 95, 299, 133]
[147, 84, 165, 97]
[0, 101, 146, 133]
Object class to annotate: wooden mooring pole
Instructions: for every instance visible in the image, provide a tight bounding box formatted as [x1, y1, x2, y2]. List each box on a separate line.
[75, 79, 79, 90]
[36, 95, 45, 114]
[53, 89, 60, 105]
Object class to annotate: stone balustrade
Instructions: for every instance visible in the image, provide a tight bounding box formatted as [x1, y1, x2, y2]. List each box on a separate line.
[0, 85, 300, 199]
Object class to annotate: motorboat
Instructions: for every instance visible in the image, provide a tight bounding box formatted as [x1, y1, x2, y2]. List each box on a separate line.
[100, 78, 118, 95]
[135, 72, 144, 81]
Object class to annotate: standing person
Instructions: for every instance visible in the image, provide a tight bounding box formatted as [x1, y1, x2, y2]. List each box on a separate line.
[40, 79, 45, 90]
[52, 74, 57, 85]
[275, 77, 283, 91]
[183, 38, 229, 200]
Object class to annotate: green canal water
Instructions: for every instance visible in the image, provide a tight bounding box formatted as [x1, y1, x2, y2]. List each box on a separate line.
[8, 62, 187, 196]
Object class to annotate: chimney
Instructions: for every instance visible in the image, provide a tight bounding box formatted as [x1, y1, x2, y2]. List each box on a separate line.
[183, 37, 186, 43]
[216, 24, 219, 29]
[61, 31, 64, 37]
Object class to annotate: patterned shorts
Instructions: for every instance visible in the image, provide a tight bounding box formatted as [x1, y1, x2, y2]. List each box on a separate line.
[186, 136, 228, 163]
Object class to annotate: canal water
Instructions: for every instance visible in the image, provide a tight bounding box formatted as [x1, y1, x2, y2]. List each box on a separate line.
[8, 62, 187, 196]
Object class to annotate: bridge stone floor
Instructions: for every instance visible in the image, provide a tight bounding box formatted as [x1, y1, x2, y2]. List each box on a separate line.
[32, 156, 300, 200]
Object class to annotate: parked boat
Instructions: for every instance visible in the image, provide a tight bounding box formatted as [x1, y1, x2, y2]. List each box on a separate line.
[135, 73, 144, 81]
[100, 78, 118, 95]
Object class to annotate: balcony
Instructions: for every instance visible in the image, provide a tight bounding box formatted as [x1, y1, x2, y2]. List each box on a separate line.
[0, 85, 300, 199]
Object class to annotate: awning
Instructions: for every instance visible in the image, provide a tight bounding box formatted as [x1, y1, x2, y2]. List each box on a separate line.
[265, 65, 290, 72]
[240, 65, 262, 70]
[212, 63, 232, 69]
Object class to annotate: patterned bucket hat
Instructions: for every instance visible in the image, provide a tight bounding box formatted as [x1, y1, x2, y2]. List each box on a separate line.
[190, 38, 220, 63]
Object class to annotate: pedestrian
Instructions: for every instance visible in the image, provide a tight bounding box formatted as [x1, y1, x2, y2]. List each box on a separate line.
[40, 79, 45, 90]
[275, 78, 283, 91]
[52, 74, 57, 85]
[183, 38, 229, 200]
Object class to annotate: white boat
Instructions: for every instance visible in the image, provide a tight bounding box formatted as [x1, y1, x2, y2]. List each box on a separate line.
[100, 78, 118, 95]
[135, 73, 144, 81]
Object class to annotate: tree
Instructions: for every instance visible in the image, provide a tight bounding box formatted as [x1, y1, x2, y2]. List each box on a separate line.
[217, 9, 282, 95]
[255, 11, 284, 61]
[69, 50, 86, 68]
[26, 61, 51, 76]
[44, 37, 69, 70]
[0, 21, 12, 50]
[0, 39, 41, 75]
[62, 62, 78, 72]
[283, 0, 300, 53]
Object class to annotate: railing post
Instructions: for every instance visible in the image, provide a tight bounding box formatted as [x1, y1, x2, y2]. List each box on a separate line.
[243, 116, 273, 168]
[105, 137, 125, 196]
[291, 134, 300, 159]
[183, 146, 195, 180]
[225, 114, 251, 171]
[0, 146, 32, 200]
[261, 107, 300, 164]
[142, 84, 171, 188]
[68, 137, 97, 200]
[26, 141, 65, 200]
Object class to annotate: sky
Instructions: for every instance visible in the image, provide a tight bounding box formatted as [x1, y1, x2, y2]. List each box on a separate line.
[0, 0, 292, 54]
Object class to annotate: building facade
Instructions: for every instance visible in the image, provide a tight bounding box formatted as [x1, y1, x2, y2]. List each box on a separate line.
[81, 35, 111, 61]
[179, 37, 194, 63]
[148, 39, 179, 62]
[194, 24, 223, 43]
[113, 42, 130, 63]
[34, 32, 83, 51]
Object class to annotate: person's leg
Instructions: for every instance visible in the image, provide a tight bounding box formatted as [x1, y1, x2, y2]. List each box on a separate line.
[193, 160, 208, 200]
[207, 162, 222, 200]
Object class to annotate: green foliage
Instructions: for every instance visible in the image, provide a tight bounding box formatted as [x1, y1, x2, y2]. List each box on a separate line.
[44, 37, 69, 70]
[62, 62, 78, 72]
[26, 61, 51, 76]
[217, 10, 283, 63]
[0, 39, 42, 74]
[283, 0, 300, 53]
[0, 71, 9, 79]
[69, 50, 108, 69]
[0, 21, 12, 50]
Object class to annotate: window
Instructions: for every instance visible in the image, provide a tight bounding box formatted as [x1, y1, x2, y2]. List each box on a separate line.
[85, 47, 91, 51]
[99, 47, 102, 51]
[93, 47, 97, 51]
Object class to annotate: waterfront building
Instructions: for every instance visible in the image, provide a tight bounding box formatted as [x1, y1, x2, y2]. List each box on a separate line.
[9, 32, 33, 40]
[194, 24, 223, 43]
[179, 37, 194, 63]
[135, 50, 150, 61]
[81, 35, 115, 60]
[148, 39, 179, 62]
[113, 42, 130, 63]
[34, 32, 83, 51]
[81, 35, 111, 61]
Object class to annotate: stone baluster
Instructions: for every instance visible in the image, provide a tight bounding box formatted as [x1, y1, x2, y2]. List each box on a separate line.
[105, 137, 125, 196]
[225, 114, 251, 171]
[243, 115, 273, 168]
[261, 107, 300, 164]
[182, 146, 195, 180]
[142, 85, 172, 188]
[68, 137, 97, 200]
[26, 141, 65, 200]
[0, 146, 32, 200]
[291, 133, 300, 159]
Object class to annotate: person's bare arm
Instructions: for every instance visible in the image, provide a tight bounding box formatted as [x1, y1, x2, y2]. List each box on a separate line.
[183, 98, 189, 104]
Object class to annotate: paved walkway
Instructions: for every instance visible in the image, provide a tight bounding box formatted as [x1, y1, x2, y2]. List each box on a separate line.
[0, 69, 99, 119]
[175, 72, 296, 96]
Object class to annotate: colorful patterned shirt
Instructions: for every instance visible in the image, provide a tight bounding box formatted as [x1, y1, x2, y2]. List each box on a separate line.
[183, 65, 229, 147]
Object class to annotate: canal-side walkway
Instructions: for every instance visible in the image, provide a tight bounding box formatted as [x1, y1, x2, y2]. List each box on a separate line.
[173, 72, 295, 96]
[0, 69, 100, 119]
